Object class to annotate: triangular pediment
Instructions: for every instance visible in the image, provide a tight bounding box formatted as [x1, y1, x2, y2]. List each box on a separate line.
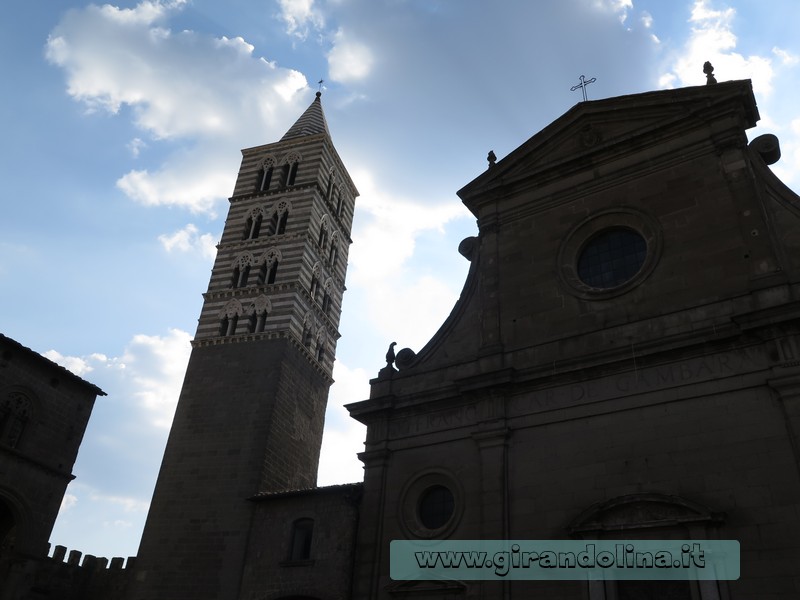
[458, 80, 758, 211]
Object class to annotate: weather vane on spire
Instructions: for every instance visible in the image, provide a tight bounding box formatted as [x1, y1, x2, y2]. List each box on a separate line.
[318, 79, 325, 93]
[571, 74, 597, 102]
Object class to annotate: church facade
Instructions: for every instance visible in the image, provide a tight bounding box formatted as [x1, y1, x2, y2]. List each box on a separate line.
[346, 79, 800, 599]
[3, 77, 800, 599]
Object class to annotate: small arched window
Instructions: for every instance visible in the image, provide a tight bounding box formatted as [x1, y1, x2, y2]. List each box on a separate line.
[219, 300, 243, 337]
[231, 254, 254, 289]
[335, 191, 344, 216]
[257, 166, 273, 192]
[243, 211, 263, 240]
[248, 310, 267, 333]
[328, 235, 339, 267]
[288, 161, 299, 186]
[289, 518, 314, 561]
[280, 153, 301, 188]
[302, 317, 314, 348]
[266, 212, 279, 236]
[321, 292, 331, 315]
[231, 266, 240, 288]
[316, 341, 325, 363]
[219, 314, 239, 336]
[256, 158, 275, 192]
[247, 296, 271, 334]
[266, 261, 278, 284]
[277, 211, 288, 234]
[317, 218, 329, 252]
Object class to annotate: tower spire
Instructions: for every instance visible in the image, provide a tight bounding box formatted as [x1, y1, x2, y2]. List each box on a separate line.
[280, 91, 331, 141]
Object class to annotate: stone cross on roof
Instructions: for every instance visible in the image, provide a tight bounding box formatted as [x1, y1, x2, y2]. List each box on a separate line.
[571, 74, 597, 102]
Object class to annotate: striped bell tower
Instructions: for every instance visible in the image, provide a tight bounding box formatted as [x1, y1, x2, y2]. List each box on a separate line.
[130, 92, 358, 600]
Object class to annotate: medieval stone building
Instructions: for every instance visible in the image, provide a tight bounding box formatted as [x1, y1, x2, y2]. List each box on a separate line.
[3, 77, 800, 599]
[0, 334, 105, 599]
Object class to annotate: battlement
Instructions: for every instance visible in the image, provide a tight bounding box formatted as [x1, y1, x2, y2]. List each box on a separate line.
[48, 543, 136, 571]
[0, 545, 135, 600]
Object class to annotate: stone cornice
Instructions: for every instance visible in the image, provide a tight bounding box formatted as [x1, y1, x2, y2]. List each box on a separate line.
[190, 329, 334, 384]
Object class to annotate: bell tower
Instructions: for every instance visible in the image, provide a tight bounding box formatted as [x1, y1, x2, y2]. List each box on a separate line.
[130, 92, 358, 600]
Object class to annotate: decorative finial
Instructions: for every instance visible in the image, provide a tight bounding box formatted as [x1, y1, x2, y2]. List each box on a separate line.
[571, 75, 597, 102]
[317, 79, 325, 93]
[385, 342, 397, 367]
[703, 62, 717, 85]
[487, 150, 497, 168]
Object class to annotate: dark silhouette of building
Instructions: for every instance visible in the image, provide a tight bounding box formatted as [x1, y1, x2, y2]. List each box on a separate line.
[4, 78, 800, 599]
[0, 334, 104, 599]
[128, 91, 359, 600]
[347, 79, 800, 599]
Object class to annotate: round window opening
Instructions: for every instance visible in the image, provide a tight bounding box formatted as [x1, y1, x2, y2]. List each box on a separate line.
[577, 228, 647, 289]
[418, 485, 455, 530]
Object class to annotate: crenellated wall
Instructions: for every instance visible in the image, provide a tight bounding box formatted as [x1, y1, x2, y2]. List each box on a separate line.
[0, 545, 134, 600]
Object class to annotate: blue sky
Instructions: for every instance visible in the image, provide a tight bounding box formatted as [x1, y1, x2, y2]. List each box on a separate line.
[1, 0, 799, 561]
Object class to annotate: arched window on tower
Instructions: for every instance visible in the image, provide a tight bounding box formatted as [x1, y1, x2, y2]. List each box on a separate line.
[258, 260, 278, 285]
[309, 262, 321, 300]
[335, 190, 344, 216]
[219, 300, 243, 337]
[267, 200, 290, 236]
[329, 245, 338, 268]
[316, 340, 325, 363]
[247, 297, 270, 334]
[289, 518, 314, 561]
[266, 260, 278, 284]
[267, 211, 279, 236]
[280, 153, 301, 188]
[219, 314, 239, 336]
[256, 158, 276, 192]
[258, 250, 281, 286]
[243, 210, 263, 240]
[288, 161, 299, 186]
[321, 279, 333, 316]
[232, 265, 250, 288]
[321, 292, 331, 315]
[317, 217, 329, 252]
[258, 165, 273, 192]
[329, 234, 339, 267]
[302, 319, 313, 348]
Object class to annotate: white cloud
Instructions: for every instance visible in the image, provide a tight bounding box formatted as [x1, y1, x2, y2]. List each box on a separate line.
[770, 117, 800, 187]
[60, 494, 78, 512]
[41, 329, 190, 429]
[278, 0, 324, 39]
[348, 168, 471, 286]
[659, 0, 774, 94]
[121, 329, 192, 428]
[593, 0, 633, 23]
[317, 361, 369, 485]
[158, 224, 218, 259]
[127, 137, 146, 158]
[773, 46, 800, 67]
[46, 2, 311, 214]
[90, 492, 149, 514]
[327, 29, 374, 83]
[42, 349, 105, 376]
